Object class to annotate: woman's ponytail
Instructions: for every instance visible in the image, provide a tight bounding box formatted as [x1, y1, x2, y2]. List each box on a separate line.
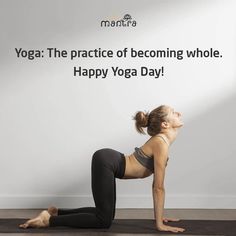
[132, 111, 149, 135]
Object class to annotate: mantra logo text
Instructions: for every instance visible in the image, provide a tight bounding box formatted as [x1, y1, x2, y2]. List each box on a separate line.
[101, 14, 137, 27]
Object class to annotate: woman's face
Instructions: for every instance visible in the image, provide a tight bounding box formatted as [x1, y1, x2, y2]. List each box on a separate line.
[165, 106, 184, 128]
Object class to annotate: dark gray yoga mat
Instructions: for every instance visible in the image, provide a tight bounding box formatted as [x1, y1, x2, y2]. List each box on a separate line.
[1, 218, 235, 235]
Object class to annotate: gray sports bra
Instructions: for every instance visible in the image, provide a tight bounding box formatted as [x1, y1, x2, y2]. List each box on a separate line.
[133, 135, 169, 173]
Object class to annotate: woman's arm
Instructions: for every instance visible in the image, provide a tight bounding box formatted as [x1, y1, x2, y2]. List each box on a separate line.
[152, 181, 165, 224]
[152, 181, 156, 219]
[152, 156, 169, 219]
[152, 140, 168, 228]
[152, 140, 185, 233]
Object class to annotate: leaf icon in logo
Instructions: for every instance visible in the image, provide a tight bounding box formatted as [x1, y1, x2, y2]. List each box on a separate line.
[123, 14, 132, 21]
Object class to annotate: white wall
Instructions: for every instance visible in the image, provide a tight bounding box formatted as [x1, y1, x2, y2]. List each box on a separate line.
[0, 0, 236, 209]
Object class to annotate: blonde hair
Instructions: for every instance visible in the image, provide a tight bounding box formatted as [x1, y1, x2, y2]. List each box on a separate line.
[132, 105, 169, 136]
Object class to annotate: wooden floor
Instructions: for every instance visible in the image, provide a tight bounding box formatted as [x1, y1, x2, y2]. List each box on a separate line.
[1, 208, 236, 236]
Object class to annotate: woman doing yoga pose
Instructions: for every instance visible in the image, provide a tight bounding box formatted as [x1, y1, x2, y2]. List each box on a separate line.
[19, 105, 185, 233]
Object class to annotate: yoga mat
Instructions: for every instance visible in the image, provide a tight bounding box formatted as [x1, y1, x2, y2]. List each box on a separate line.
[1, 218, 235, 235]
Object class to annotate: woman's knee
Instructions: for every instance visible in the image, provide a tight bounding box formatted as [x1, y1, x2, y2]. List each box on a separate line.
[95, 209, 113, 228]
[101, 217, 112, 228]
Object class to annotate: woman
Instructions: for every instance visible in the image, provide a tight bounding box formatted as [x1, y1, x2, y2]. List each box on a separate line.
[19, 105, 185, 233]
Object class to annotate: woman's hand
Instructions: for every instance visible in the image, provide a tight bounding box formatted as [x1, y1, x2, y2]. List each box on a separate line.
[157, 223, 185, 233]
[163, 217, 180, 223]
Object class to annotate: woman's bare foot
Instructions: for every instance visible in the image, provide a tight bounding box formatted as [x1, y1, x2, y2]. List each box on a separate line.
[47, 206, 58, 216]
[19, 210, 50, 229]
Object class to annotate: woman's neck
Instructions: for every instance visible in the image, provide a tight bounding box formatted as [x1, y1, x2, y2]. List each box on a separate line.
[159, 128, 179, 145]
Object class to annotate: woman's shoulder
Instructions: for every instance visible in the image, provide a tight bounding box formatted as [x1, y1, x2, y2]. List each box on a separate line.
[146, 135, 167, 147]
[140, 136, 167, 157]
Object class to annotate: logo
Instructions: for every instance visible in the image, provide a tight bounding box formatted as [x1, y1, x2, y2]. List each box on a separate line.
[101, 14, 137, 27]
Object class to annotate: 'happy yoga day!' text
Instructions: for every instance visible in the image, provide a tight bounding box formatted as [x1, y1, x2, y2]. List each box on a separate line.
[73, 66, 164, 79]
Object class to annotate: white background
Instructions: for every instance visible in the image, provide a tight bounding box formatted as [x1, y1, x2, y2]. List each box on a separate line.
[0, 0, 236, 209]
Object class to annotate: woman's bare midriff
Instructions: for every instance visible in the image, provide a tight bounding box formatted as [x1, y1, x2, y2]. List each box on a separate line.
[122, 153, 153, 179]
[121, 135, 168, 179]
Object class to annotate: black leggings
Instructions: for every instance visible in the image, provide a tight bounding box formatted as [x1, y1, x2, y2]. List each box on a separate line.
[49, 148, 126, 228]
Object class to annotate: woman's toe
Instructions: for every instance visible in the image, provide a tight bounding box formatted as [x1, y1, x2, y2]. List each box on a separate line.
[19, 222, 29, 228]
